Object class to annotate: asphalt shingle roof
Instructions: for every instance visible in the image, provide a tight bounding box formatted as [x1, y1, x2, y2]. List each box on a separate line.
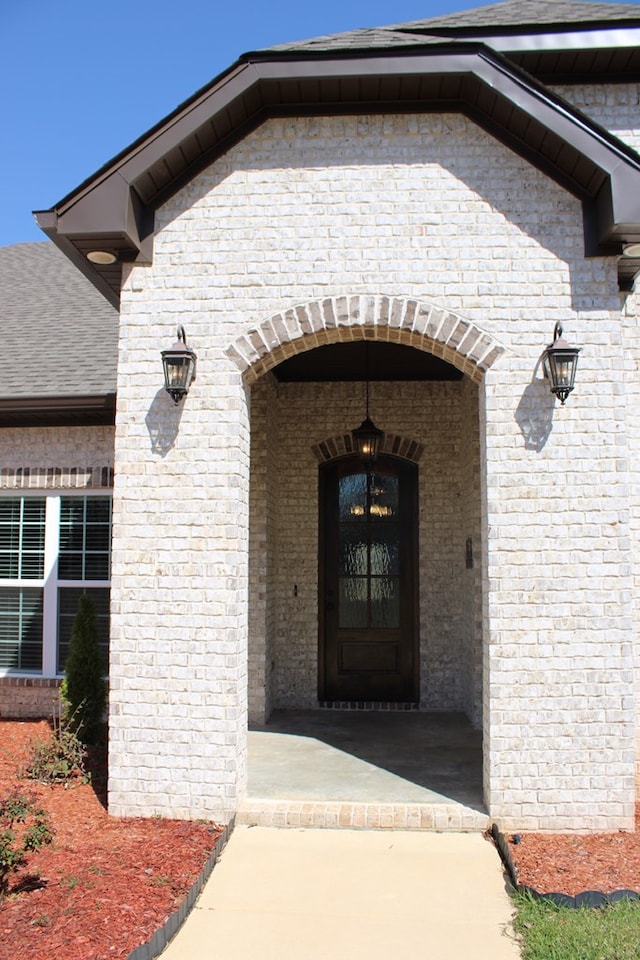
[0, 242, 117, 400]
[393, 0, 640, 29]
[265, 28, 446, 53]
[266, 0, 640, 53]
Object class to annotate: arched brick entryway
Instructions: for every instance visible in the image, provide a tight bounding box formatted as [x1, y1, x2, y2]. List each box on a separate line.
[225, 294, 506, 383]
[241, 294, 502, 729]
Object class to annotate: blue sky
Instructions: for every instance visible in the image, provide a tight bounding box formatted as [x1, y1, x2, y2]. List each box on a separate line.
[3, 0, 460, 246]
[2, 0, 639, 246]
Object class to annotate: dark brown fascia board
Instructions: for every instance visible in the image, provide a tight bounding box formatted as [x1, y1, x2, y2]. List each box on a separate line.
[0, 394, 116, 428]
[35, 44, 640, 302]
[397, 20, 640, 41]
[469, 50, 640, 247]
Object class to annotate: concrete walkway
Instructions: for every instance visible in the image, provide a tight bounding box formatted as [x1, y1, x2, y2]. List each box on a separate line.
[161, 826, 521, 960]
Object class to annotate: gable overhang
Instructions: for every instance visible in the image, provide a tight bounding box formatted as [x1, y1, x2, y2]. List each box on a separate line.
[0, 393, 116, 427]
[35, 43, 640, 305]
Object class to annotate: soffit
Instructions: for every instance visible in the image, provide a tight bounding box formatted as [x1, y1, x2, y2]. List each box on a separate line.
[0, 395, 116, 427]
[273, 341, 464, 382]
[35, 28, 640, 301]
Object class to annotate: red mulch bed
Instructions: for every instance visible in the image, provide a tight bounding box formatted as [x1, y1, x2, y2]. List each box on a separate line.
[2, 722, 639, 959]
[503, 810, 640, 897]
[0, 721, 221, 960]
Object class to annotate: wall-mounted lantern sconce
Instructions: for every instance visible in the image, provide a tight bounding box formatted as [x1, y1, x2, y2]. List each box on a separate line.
[351, 341, 384, 462]
[542, 322, 580, 405]
[161, 326, 197, 404]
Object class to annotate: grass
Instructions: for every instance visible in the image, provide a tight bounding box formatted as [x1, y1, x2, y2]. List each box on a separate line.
[513, 890, 640, 960]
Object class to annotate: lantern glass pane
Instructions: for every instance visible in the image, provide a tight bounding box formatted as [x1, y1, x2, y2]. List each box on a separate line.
[548, 351, 578, 390]
[556, 360, 572, 386]
[164, 356, 190, 390]
[359, 437, 376, 460]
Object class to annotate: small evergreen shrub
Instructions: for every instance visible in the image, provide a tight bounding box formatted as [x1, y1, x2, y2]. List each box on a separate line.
[60, 593, 107, 745]
[0, 793, 53, 896]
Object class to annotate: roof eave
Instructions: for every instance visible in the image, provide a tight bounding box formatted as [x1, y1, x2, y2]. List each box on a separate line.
[0, 393, 116, 427]
[395, 21, 640, 41]
[36, 44, 640, 300]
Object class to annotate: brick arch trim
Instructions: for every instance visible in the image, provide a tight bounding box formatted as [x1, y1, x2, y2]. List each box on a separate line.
[224, 294, 506, 384]
[312, 432, 424, 464]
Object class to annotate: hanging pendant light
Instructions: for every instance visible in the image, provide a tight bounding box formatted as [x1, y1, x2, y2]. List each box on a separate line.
[351, 340, 384, 463]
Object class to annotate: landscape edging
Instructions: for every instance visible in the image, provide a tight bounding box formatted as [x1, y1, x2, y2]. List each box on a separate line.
[490, 823, 640, 909]
[126, 817, 235, 960]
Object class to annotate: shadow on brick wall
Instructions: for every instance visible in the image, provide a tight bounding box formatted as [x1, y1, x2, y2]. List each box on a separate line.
[515, 376, 555, 451]
[145, 389, 184, 456]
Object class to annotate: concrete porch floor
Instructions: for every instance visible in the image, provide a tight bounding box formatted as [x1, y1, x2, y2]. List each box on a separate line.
[239, 710, 490, 831]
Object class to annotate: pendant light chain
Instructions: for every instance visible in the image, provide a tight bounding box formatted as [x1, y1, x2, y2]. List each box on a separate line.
[365, 339, 370, 418]
[351, 336, 384, 463]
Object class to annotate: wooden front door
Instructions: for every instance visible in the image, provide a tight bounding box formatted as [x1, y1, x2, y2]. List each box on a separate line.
[319, 456, 418, 702]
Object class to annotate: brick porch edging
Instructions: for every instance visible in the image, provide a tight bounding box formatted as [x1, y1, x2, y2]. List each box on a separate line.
[238, 798, 489, 831]
[126, 818, 235, 960]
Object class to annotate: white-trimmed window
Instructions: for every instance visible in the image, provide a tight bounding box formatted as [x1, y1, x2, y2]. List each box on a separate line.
[0, 493, 111, 676]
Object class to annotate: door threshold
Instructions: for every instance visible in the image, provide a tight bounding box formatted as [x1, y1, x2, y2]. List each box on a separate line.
[318, 701, 419, 711]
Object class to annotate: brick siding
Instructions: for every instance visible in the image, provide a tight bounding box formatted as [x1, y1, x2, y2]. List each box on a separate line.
[106, 111, 636, 829]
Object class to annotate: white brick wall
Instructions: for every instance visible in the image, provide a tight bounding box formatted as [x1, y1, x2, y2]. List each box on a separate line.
[248, 373, 279, 723]
[552, 85, 640, 797]
[109, 111, 636, 829]
[552, 83, 640, 151]
[621, 288, 640, 792]
[0, 426, 114, 485]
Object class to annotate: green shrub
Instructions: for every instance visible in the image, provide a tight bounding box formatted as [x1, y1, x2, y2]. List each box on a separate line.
[24, 704, 89, 786]
[60, 593, 107, 745]
[0, 793, 53, 896]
